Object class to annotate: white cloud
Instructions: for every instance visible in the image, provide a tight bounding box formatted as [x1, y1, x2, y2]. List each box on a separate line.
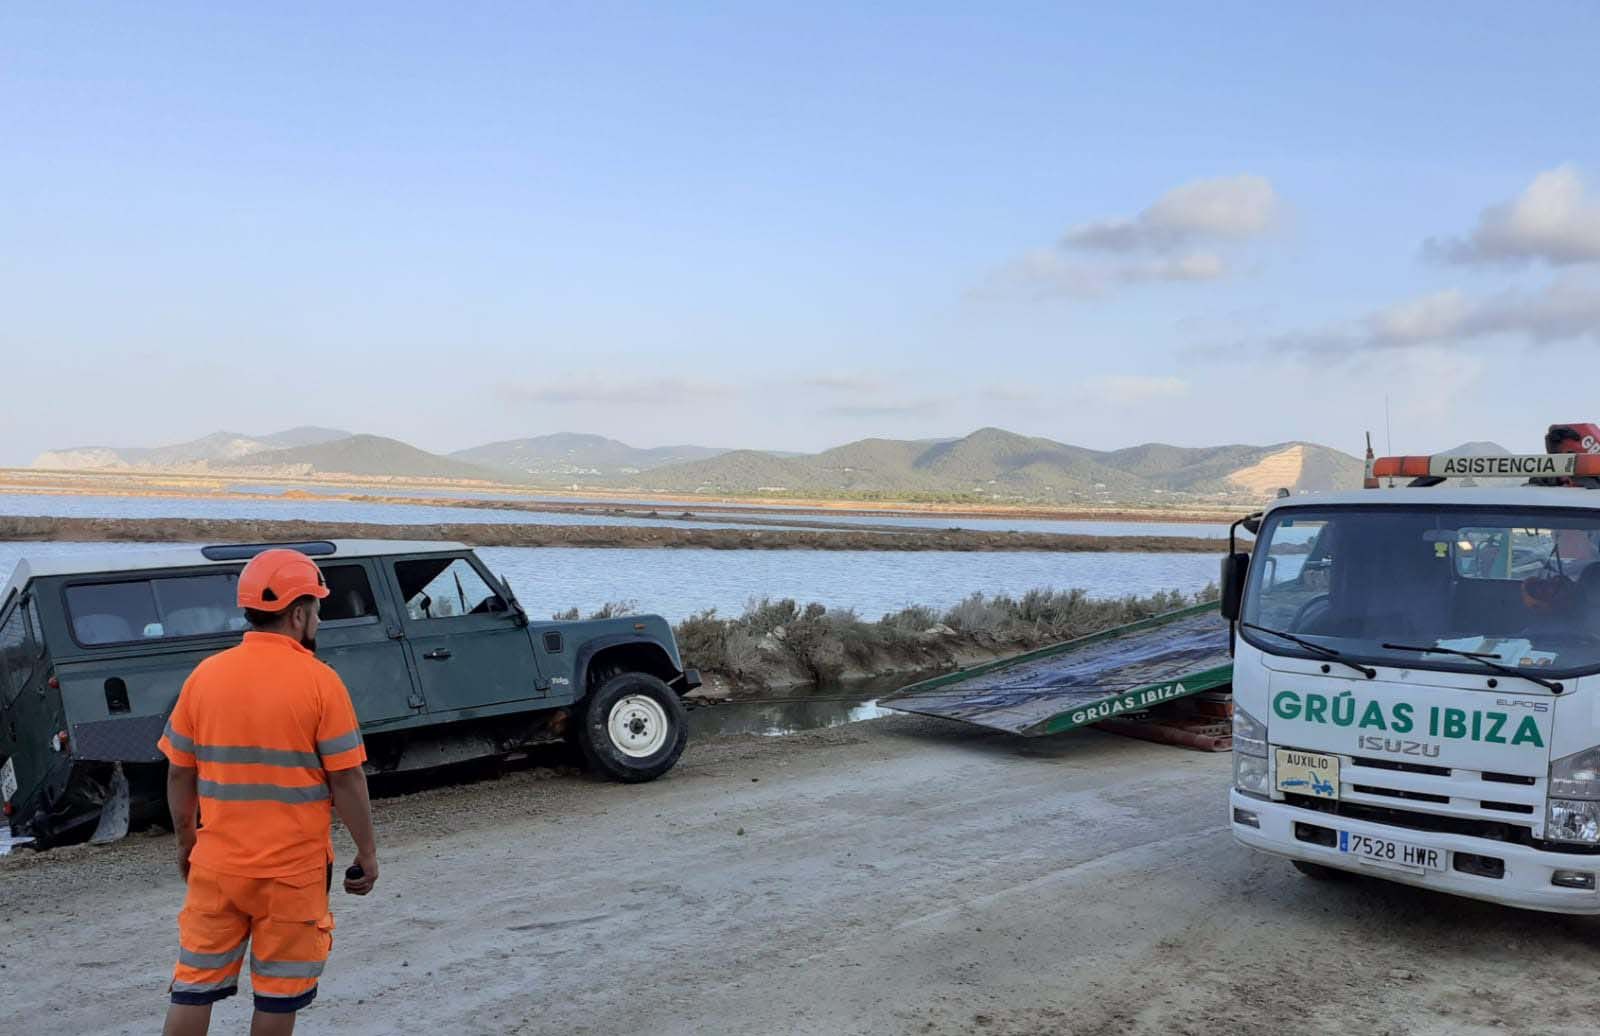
[1262, 275, 1600, 354]
[1064, 175, 1282, 253]
[801, 373, 889, 393]
[821, 398, 947, 418]
[1083, 375, 1190, 405]
[498, 374, 735, 406]
[980, 175, 1275, 302]
[981, 248, 1227, 300]
[1120, 252, 1229, 283]
[1427, 164, 1600, 266]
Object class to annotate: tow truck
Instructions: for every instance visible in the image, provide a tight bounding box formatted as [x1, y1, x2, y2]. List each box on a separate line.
[1225, 424, 1600, 912]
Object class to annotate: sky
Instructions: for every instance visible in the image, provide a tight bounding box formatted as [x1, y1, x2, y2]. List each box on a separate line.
[4, 2, 1600, 466]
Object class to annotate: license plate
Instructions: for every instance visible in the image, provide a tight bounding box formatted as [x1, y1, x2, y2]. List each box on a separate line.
[1275, 748, 1339, 800]
[1340, 831, 1444, 873]
[1, 758, 16, 804]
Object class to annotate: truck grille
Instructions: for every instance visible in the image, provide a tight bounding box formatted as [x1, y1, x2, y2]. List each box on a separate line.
[1278, 746, 1585, 850]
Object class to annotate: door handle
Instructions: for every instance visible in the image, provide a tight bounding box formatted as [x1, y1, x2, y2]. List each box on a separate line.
[423, 648, 453, 661]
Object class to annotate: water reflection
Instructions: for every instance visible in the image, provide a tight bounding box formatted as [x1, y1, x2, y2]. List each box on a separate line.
[689, 697, 892, 737]
[0, 542, 1221, 621]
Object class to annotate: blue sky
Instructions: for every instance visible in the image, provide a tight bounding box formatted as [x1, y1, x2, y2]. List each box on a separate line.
[4, 3, 1599, 465]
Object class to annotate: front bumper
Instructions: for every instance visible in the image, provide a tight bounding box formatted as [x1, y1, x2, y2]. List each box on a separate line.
[1231, 789, 1600, 914]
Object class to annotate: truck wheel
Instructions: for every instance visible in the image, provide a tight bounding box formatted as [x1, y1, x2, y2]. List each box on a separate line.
[1292, 860, 1347, 881]
[577, 672, 687, 783]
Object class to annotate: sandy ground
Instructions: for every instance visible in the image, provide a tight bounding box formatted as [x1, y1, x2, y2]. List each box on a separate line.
[5, 716, 1600, 1035]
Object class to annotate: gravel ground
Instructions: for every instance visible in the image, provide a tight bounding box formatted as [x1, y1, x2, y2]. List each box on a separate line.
[4, 716, 1600, 1035]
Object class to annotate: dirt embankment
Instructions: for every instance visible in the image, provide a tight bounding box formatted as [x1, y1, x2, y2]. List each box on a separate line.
[0, 515, 1231, 553]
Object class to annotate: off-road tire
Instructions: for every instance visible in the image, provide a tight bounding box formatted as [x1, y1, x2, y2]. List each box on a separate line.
[577, 671, 687, 783]
[1292, 860, 1347, 881]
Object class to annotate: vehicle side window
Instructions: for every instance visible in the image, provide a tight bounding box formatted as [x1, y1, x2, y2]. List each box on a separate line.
[0, 605, 32, 706]
[394, 557, 504, 620]
[319, 565, 379, 624]
[65, 574, 246, 645]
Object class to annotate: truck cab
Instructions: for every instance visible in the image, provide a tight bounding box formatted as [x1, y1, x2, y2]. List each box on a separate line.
[1226, 450, 1600, 913]
[0, 539, 701, 847]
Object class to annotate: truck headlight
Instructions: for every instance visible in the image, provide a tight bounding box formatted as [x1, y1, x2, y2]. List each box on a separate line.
[1549, 746, 1600, 843]
[1234, 705, 1270, 796]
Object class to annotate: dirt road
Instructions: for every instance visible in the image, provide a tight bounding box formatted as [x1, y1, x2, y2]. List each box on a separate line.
[5, 716, 1600, 1035]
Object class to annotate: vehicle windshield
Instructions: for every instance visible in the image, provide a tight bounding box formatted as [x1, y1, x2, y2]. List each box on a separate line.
[1242, 504, 1600, 678]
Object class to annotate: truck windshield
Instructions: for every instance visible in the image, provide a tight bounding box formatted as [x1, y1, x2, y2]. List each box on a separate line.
[1241, 504, 1600, 679]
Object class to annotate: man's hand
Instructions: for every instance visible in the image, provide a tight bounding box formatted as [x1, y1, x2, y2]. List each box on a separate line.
[177, 838, 195, 881]
[344, 851, 378, 895]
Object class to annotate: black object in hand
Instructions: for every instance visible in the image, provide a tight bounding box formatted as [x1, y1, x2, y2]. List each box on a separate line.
[345, 864, 364, 881]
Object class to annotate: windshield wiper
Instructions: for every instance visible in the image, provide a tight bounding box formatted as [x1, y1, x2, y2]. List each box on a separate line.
[1380, 642, 1564, 694]
[1241, 623, 1376, 679]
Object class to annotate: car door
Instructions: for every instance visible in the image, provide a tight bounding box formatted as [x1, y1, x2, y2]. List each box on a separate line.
[386, 552, 545, 716]
[314, 560, 421, 729]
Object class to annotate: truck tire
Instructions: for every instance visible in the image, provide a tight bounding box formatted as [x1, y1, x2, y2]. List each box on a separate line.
[1292, 860, 1347, 881]
[577, 672, 687, 783]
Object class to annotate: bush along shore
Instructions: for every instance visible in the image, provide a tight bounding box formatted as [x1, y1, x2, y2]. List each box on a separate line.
[560, 586, 1222, 696]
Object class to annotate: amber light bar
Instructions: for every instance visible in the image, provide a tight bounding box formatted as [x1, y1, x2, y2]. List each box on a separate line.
[1370, 454, 1596, 479]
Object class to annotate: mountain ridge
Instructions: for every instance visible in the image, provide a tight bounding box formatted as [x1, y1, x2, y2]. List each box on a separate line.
[30, 427, 1366, 503]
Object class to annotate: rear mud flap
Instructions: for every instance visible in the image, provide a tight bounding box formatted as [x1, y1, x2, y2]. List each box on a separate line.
[88, 763, 131, 844]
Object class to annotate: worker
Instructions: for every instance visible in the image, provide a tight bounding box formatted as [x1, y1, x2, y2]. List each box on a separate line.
[1520, 570, 1583, 634]
[158, 548, 379, 1036]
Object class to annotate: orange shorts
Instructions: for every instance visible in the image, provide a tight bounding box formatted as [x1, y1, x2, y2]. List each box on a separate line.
[171, 863, 335, 1014]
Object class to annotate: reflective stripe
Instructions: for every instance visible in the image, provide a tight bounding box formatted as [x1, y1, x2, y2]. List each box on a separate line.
[197, 779, 330, 804]
[178, 943, 248, 971]
[194, 744, 322, 768]
[172, 976, 240, 994]
[163, 721, 196, 754]
[251, 954, 326, 979]
[316, 730, 362, 758]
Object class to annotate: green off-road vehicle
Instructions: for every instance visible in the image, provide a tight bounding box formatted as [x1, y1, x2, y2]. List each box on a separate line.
[0, 539, 700, 847]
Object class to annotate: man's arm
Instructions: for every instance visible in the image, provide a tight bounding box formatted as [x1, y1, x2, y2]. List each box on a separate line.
[167, 763, 199, 879]
[328, 766, 378, 895]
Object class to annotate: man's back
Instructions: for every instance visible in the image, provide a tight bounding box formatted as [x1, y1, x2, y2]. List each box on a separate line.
[161, 631, 365, 877]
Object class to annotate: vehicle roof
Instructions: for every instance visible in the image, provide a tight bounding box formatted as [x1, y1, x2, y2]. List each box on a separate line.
[1265, 485, 1600, 516]
[2, 539, 470, 601]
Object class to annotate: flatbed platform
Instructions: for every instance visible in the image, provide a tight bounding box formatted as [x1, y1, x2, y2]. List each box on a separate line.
[881, 602, 1232, 737]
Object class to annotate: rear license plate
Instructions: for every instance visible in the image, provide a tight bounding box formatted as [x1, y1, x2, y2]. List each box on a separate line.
[1, 758, 16, 804]
[1339, 831, 1444, 873]
[1275, 748, 1339, 800]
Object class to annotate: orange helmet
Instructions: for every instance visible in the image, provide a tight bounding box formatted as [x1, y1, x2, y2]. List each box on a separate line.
[237, 549, 330, 612]
[1521, 573, 1580, 613]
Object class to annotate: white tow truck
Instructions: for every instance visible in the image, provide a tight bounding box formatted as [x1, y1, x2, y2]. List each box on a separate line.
[1225, 429, 1600, 912]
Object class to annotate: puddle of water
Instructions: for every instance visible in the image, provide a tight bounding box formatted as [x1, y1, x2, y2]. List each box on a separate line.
[689, 697, 892, 737]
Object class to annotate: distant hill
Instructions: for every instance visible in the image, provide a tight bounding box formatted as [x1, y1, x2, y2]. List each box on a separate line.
[33, 427, 351, 470]
[1436, 441, 1511, 456]
[29, 425, 1364, 503]
[629, 428, 1364, 504]
[452, 433, 727, 477]
[227, 434, 503, 481]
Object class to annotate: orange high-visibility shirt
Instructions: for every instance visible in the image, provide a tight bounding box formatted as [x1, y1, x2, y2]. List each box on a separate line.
[158, 631, 367, 878]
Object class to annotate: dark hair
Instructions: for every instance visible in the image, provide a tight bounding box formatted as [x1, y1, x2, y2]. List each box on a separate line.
[245, 595, 317, 630]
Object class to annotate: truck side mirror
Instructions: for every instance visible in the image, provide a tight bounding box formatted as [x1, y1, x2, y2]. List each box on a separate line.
[1220, 552, 1249, 621]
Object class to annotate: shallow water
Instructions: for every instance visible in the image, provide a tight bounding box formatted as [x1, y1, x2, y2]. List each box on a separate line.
[688, 697, 893, 737]
[4, 490, 1232, 537]
[0, 541, 1221, 621]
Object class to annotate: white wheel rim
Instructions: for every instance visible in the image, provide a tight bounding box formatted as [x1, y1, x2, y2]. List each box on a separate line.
[607, 695, 669, 758]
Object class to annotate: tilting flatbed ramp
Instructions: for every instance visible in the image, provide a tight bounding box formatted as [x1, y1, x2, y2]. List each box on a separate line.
[881, 602, 1232, 737]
